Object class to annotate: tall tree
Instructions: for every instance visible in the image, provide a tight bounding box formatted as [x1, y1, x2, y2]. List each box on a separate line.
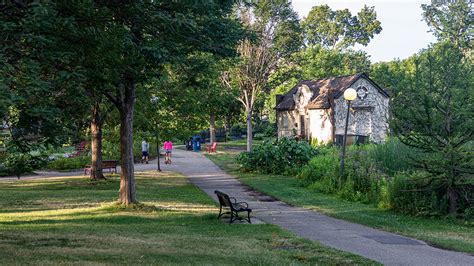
[422, 0, 473, 50]
[93, 1, 243, 204]
[302, 5, 382, 49]
[391, 42, 473, 214]
[2, 1, 243, 203]
[222, 1, 302, 152]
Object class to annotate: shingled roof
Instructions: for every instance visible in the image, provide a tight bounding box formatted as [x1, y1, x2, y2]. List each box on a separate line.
[275, 73, 386, 111]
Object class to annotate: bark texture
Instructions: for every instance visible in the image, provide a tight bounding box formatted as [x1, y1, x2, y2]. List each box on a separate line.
[448, 187, 458, 214]
[246, 109, 253, 152]
[90, 102, 105, 180]
[117, 81, 136, 204]
[209, 114, 216, 144]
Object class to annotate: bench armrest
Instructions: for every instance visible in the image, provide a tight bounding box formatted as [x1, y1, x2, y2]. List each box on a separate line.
[236, 201, 249, 208]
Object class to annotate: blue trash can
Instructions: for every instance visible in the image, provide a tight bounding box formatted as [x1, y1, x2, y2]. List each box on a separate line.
[192, 135, 201, 151]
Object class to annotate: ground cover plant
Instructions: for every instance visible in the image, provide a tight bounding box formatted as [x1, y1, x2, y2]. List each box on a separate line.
[45, 155, 91, 172]
[207, 151, 474, 254]
[237, 137, 316, 175]
[0, 171, 373, 264]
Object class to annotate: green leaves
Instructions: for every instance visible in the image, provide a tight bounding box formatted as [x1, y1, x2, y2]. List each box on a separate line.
[237, 137, 317, 175]
[389, 42, 473, 214]
[302, 4, 382, 49]
[422, 0, 473, 50]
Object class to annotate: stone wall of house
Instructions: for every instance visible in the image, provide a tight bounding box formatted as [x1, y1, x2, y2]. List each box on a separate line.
[334, 77, 389, 143]
[277, 110, 298, 137]
[308, 109, 333, 144]
[277, 84, 313, 138]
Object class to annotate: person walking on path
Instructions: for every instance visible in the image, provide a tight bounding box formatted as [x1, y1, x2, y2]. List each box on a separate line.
[164, 140, 173, 164]
[141, 139, 150, 164]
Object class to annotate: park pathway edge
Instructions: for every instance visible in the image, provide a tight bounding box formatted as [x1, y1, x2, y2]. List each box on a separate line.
[164, 149, 473, 266]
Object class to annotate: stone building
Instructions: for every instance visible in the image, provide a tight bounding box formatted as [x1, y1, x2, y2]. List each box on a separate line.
[275, 73, 389, 144]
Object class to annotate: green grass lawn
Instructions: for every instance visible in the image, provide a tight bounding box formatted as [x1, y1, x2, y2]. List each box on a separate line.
[206, 151, 474, 255]
[0, 171, 374, 264]
[216, 139, 266, 148]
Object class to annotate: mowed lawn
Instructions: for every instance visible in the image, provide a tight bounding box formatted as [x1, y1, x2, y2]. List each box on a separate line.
[206, 151, 474, 255]
[0, 172, 374, 265]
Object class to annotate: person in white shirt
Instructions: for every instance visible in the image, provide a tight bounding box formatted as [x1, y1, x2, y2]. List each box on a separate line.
[141, 140, 150, 164]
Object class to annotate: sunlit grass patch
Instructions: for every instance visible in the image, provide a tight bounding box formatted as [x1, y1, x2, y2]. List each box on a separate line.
[0, 170, 374, 264]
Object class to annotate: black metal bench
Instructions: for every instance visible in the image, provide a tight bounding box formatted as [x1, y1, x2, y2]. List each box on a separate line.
[214, 190, 252, 223]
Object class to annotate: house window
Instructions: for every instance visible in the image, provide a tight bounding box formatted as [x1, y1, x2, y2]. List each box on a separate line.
[335, 135, 368, 145]
[282, 114, 288, 128]
[356, 135, 368, 145]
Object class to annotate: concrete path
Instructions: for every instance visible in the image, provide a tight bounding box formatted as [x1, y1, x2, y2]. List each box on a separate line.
[163, 149, 474, 266]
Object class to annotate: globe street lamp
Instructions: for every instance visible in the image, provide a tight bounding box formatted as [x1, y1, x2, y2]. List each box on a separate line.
[150, 96, 161, 172]
[340, 88, 357, 179]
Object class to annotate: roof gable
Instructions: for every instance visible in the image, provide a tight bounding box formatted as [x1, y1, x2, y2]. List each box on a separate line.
[275, 73, 389, 111]
[276, 73, 362, 110]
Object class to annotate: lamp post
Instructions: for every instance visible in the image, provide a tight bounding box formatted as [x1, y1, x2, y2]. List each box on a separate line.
[340, 88, 357, 179]
[150, 96, 161, 172]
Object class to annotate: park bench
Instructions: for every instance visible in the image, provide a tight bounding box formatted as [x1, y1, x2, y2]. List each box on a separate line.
[215, 190, 252, 223]
[84, 160, 119, 175]
[206, 142, 217, 153]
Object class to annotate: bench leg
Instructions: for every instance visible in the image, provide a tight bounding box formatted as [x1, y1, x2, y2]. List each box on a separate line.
[247, 211, 251, 224]
[217, 206, 223, 219]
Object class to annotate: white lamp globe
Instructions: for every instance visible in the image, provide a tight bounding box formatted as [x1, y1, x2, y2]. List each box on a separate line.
[343, 88, 357, 101]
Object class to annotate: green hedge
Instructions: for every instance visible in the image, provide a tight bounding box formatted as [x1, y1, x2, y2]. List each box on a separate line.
[237, 137, 316, 175]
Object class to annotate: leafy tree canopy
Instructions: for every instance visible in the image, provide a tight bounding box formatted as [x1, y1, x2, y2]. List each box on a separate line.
[422, 0, 473, 50]
[302, 4, 382, 49]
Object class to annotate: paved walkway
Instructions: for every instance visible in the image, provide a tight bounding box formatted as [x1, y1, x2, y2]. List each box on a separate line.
[163, 149, 473, 266]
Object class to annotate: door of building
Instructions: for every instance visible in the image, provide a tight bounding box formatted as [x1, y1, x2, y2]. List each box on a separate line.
[300, 115, 305, 138]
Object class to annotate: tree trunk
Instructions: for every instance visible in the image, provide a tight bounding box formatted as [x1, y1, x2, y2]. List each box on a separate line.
[90, 102, 105, 180]
[224, 118, 229, 142]
[209, 114, 216, 144]
[246, 109, 253, 152]
[118, 82, 137, 205]
[447, 187, 458, 214]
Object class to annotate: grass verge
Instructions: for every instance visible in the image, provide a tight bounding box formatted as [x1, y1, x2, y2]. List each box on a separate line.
[0, 171, 374, 264]
[206, 151, 474, 255]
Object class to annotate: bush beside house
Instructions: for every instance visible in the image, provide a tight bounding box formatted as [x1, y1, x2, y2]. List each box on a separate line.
[238, 138, 472, 219]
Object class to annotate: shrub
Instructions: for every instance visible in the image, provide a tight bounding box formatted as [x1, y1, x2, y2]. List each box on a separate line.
[263, 123, 277, 137]
[230, 124, 244, 137]
[0, 152, 48, 178]
[237, 137, 316, 175]
[365, 138, 417, 175]
[298, 147, 339, 189]
[253, 121, 277, 138]
[253, 133, 265, 140]
[46, 155, 90, 171]
[388, 171, 453, 217]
